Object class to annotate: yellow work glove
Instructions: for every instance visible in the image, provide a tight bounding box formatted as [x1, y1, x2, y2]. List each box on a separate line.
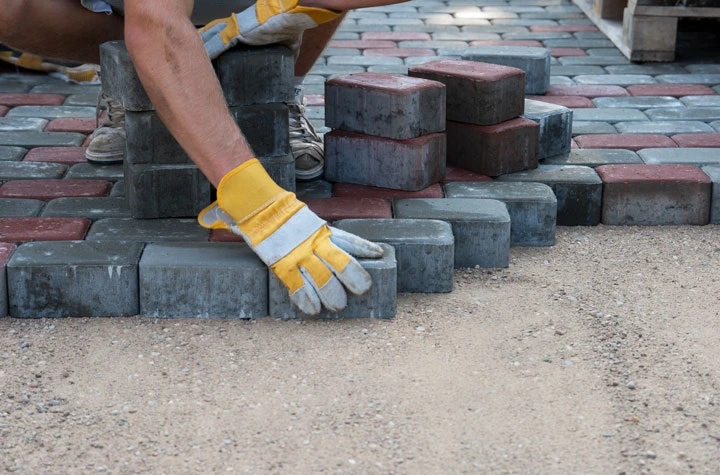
[198, 159, 384, 315]
[198, 0, 341, 59]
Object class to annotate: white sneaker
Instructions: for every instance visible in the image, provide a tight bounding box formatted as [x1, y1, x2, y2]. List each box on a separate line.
[290, 87, 324, 181]
[85, 92, 126, 165]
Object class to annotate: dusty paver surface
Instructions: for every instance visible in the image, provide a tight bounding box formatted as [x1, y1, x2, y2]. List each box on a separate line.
[2, 225, 719, 474]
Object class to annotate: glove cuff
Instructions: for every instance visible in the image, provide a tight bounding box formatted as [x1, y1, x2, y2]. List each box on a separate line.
[216, 158, 286, 221]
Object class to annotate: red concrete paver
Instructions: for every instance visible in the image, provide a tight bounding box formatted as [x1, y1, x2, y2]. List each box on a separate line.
[24, 147, 88, 165]
[575, 134, 676, 150]
[0, 217, 91, 243]
[526, 95, 595, 108]
[0, 242, 16, 265]
[469, 40, 543, 48]
[671, 133, 720, 148]
[549, 48, 587, 57]
[361, 32, 431, 41]
[45, 118, 97, 134]
[626, 84, 717, 97]
[333, 183, 444, 199]
[303, 197, 392, 221]
[0, 179, 112, 200]
[0, 93, 66, 106]
[364, 48, 436, 58]
[530, 25, 598, 32]
[209, 229, 242, 242]
[571, 139, 579, 149]
[305, 94, 325, 106]
[328, 40, 397, 49]
[546, 85, 630, 97]
[597, 164, 710, 183]
[443, 166, 493, 182]
[0, 105, 8, 117]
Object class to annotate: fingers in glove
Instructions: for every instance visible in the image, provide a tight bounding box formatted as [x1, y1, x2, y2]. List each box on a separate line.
[328, 226, 384, 259]
[300, 266, 347, 313]
[314, 239, 373, 296]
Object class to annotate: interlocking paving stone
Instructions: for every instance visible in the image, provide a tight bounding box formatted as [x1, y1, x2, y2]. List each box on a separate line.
[592, 96, 684, 109]
[99, 41, 152, 110]
[139, 242, 268, 319]
[393, 197, 510, 268]
[460, 46, 551, 94]
[65, 163, 124, 180]
[546, 84, 629, 96]
[573, 75, 656, 86]
[334, 218, 454, 293]
[615, 120, 715, 135]
[328, 40, 397, 48]
[332, 183, 444, 199]
[543, 39, 614, 49]
[575, 134, 676, 150]
[23, 147, 87, 164]
[444, 181, 556, 246]
[361, 32, 432, 41]
[550, 65, 605, 76]
[655, 74, 720, 85]
[585, 48, 624, 56]
[7, 240, 144, 318]
[124, 111, 192, 165]
[325, 72, 446, 139]
[110, 180, 125, 198]
[685, 64, 720, 74]
[0, 217, 90, 242]
[0, 242, 15, 316]
[443, 166, 493, 182]
[530, 24, 598, 32]
[0, 179, 110, 200]
[86, 218, 208, 241]
[646, 108, 720, 121]
[0, 198, 44, 217]
[0, 117, 48, 132]
[496, 164, 603, 225]
[269, 243, 396, 320]
[470, 40, 543, 47]
[295, 180, 333, 199]
[44, 118, 96, 134]
[522, 99, 572, 159]
[364, 48, 436, 57]
[596, 164, 711, 225]
[0, 131, 85, 147]
[638, 148, 720, 166]
[366, 65, 410, 75]
[543, 148, 643, 167]
[571, 121, 617, 135]
[679, 96, 720, 107]
[6, 105, 96, 119]
[0, 161, 67, 181]
[328, 56, 404, 66]
[303, 197, 392, 221]
[700, 165, 720, 223]
[30, 84, 100, 95]
[64, 92, 102, 106]
[526, 95, 594, 108]
[672, 134, 720, 148]
[0, 93, 65, 106]
[626, 84, 717, 97]
[713, 120, 720, 132]
[572, 108, 648, 122]
[604, 64, 689, 75]
[0, 105, 7, 117]
[549, 76, 575, 86]
[0, 146, 27, 161]
[42, 197, 131, 219]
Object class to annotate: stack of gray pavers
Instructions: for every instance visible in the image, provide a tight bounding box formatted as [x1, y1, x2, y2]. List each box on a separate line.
[99, 41, 296, 219]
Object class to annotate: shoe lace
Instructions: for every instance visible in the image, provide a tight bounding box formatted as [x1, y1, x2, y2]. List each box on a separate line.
[95, 91, 126, 129]
[288, 100, 321, 144]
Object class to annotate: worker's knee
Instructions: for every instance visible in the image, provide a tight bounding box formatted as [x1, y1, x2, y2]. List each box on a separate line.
[0, 0, 29, 45]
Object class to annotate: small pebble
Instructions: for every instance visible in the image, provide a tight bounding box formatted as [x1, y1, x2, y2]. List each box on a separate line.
[627, 381, 636, 390]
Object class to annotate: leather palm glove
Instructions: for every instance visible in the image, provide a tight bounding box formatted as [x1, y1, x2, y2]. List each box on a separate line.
[198, 159, 384, 315]
[198, 0, 341, 59]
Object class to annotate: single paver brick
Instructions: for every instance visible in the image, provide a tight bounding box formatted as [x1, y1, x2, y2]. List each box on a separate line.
[259, 154, 296, 193]
[140, 242, 268, 319]
[572, 121, 618, 135]
[0, 161, 67, 181]
[626, 84, 717, 97]
[572, 108, 649, 123]
[124, 111, 191, 165]
[230, 104, 290, 158]
[99, 41, 152, 111]
[0, 117, 48, 132]
[597, 164, 711, 225]
[44, 118, 96, 134]
[461, 46, 551, 94]
[408, 59, 524, 125]
[447, 118, 539, 177]
[0, 217, 90, 242]
[66, 163, 124, 181]
[325, 72, 445, 139]
[0, 198, 44, 217]
[638, 148, 720, 166]
[0, 131, 85, 148]
[333, 182, 444, 199]
[42, 197, 131, 219]
[86, 218, 208, 241]
[0, 242, 16, 316]
[496, 164, 603, 226]
[546, 85, 629, 97]
[325, 130, 446, 191]
[700, 165, 720, 223]
[23, 147, 87, 165]
[544, 149, 643, 167]
[672, 134, 720, 148]
[393, 198, 511, 268]
[0, 93, 65, 106]
[0, 179, 110, 200]
[443, 166, 493, 182]
[269, 243, 397, 319]
[444, 181, 556, 246]
[6, 105, 96, 120]
[0, 146, 27, 161]
[647, 108, 720, 121]
[522, 99, 573, 159]
[592, 96, 684, 109]
[575, 134, 677, 150]
[335, 218, 454, 293]
[7, 240, 144, 317]
[525, 95, 595, 108]
[303, 197, 392, 221]
[125, 164, 212, 218]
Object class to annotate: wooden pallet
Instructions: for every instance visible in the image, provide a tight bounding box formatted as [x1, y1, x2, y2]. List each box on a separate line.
[574, 0, 720, 62]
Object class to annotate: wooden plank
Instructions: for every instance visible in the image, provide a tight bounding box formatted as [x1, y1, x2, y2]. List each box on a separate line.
[632, 5, 720, 16]
[594, 0, 628, 19]
[574, 0, 633, 58]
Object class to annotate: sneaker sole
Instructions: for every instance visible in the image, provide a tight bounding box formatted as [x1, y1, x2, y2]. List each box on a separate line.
[295, 167, 324, 182]
[85, 150, 124, 166]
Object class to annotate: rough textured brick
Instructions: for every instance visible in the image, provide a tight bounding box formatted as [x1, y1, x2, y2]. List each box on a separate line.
[573, 75, 656, 86]
[364, 48, 436, 57]
[0, 131, 85, 147]
[86, 218, 208, 241]
[572, 108, 648, 123]
[328, 40, 397, 48]
[230, 104, 290, 157]
[496, 165, 603, 226]
[335, 218, 454, 293]
[325, 72, 445, 139]
[626, 84, 718, 97]
[592, 96, 684, 109]
[0, 198, 44, 217]
[333, 182, 444, 199]
[522, 99, 572, 159]
[470, 40, 544, 48]
[444, 181, 556, 246]
[296, 180, 332, 199]
[124, 111, 191, 165]
[44, 118, 96, 134]
[647, 108, 720, 121]
[214, 45, 294, 106]
[544, 149, 642, 167]
[125, 164, 211, 219]
[0, 242, 15, 317]
[7, 240, 143, 318]
[0, 179, 110, 200]
[6, 105, 95, 120]
[0, 217, 90, 242]
[461, 46, 551, 94]
[638, 148, 720, 166]
[446, 118, 539, 177]
[23, 147, 86, 165]
[269, 243, 396, 319]
[66, 163, 124, 181]
[572, 121, 618, 135]
[361, 32, 432, 41]
[140, 242, 268, 319]
[0, 146, 26, 161]
[656, 74, 720, 85]
[546, 85, 629, 97]
[325, 130, 446, 191]
[548, 48, 587, 57]
[0, 93, 65, 106]
[42, 197, 131, 219]
[303, 197, 392, 221]
[393, 198, 511, 268]
[0, 161, 67, 181]
[0, 117, 48, 132]
[526, 95, 595, 108]
[443, 166, 493, 182]
[99, 41, 152, 111]
[259, 154, 296, 193]
[408, 59, 524, 125]
[575, 134, 676, 150]
[680, 96, 720, 108]
[615, 121, 714, 135]
[597, 164, 711, 225]
[701, 165, 720, 223]
[672, 134, 720, 148]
